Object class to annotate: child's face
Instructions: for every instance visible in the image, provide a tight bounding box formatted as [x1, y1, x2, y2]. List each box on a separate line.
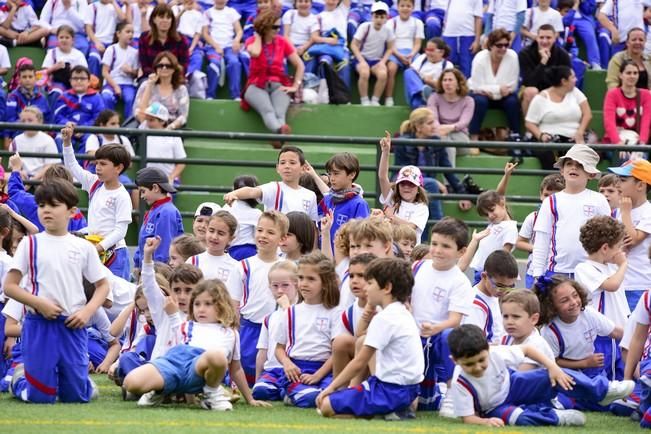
[501, 301, 538, 340]
[599, 184, 621, 208]
[206, 218, 234, 255]
[415, 114, 436, 138]
[297, 264, 322, 303]
[95, 159, 122, 183]
[540, 187, 556, 201]
[324, 0, 337, 10]
[138, 186, 161, 206]
[57, 31, 73, 50]
[192, 291, 218, 323]
[397, 238, 415, 259]
[603, 240, 624, 264]
[171, 280, 195, 313]
[397, 0, 413, 18]
[214, 0, 227, 8]
[364, 277, 386, 307]
[327, 165, 355, 191]
[482, 203, 508, 224]
[296, 0, 311, 13]
[429, 233, 464, 271]
[348, 263, 368, 300]
[255, 216, 285, 253]
[135, 296, 153, 325]
[118, 24, 134, 43]
[454, 349, 489, 378]
[19, 111, 40, 137]
[37, 200, 75, 233]
[276, 151, 304, 184]
[70, 72, 90, 94]
[146, 116, 165, 129]
[193, 215, 210, 242]
[351, 237, 390, 258]
[552, 282, 583, 323]
[10, 227, 24, 255]
[257, 0, 271, 10]
[425, 42, 444, 63]
[538, 0, 551, 7]
[560, 159, 591, 187]
[269, 269, 298, 302]
[617, 176, 643, 199]
[19, 71, 36, 90]
[168, 244, 184, 268]
[371, 12, 387, 28]
[398, 181, 419, 203]
[279, 232, 301, 256]
[103, 115, 120, 129]
[482, 273, 516, 297]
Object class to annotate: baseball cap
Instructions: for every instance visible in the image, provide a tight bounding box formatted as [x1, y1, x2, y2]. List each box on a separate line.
[395, 165, 423, 187]
[608, 159, 651, 184]
[371, 1, 389, 13]
[135, 167, 177, 193]
[145, 102, 169, 122]
[194, 202, 221, 218]
[553, 144, 601, 176]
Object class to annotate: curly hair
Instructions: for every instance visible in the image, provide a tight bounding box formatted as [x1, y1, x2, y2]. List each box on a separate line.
[152, 51, 185, 88]
[254, 9, 281, 36]
[436, 68, 469, 97]
[579, 216, 625, 255]
[534, 275, 588, 325]
[189, 279, 238, 328]
[487, 28, 511, 48]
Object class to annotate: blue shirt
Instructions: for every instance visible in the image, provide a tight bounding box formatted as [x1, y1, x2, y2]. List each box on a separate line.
[318, 191, 370, 251]
[133, 197, 184, 268]
[53, 89, 105, 128]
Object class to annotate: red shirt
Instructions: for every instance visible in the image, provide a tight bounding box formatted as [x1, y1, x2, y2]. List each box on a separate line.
[245, 35, 294, 88]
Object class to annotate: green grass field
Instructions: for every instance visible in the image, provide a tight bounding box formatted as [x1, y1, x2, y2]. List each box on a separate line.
[0, 375, 645, 434]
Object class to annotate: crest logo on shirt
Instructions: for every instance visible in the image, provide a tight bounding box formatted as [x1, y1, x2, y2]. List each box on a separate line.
[315, 317, 330, 332]
[583, 328, 596, 342]
[215, 268, 231, 281]
[302, 200, 311, 212]
[336, 214, 349, 225]
[583, 205, 596, 217]
[145, 223, 155, 234]
[105, 197, 116, 209]
[492, 226, 503, 235]
[85, 103, 93, 111]
[404, 210, 414, 220]
[68, 249, 81, 264]
[432, 287, 447, 303]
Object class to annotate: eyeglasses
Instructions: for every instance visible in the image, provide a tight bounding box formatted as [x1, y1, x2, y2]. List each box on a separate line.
[493, 43, 509, 49]
[489, 277, 516, 290]
[272, 25, 281, 30]
[156, 63, 173, 70]
[70, 76, 89, 81]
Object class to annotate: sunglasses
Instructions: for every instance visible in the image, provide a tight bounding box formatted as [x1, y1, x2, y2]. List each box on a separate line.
[156, 63, 173, 70]
[493, 43, 509, 49]
[272, 25, 281, 30]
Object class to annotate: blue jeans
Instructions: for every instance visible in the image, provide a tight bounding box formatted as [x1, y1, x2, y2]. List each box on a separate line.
[101, 84, 137, 119]
[469, 92, 521, 135]
[394, 143, 465, 194]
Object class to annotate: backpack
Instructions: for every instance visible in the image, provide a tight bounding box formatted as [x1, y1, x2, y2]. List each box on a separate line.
[320, 62, 350, 105]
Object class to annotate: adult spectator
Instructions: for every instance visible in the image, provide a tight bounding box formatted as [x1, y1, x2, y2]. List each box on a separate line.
[606, 28, 651, 90]
[134, 51, 189, 130]
[519, 24, 571, 116]
[243, 10, 304, 147]
[138, 4, 189, 78]
[467, 29, 521, 141]
[525, 65, 591, 169]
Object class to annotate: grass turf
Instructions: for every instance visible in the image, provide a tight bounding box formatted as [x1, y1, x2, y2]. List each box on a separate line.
[0, 375, 645, 433]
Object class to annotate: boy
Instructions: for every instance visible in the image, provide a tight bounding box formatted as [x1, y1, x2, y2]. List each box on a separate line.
[350, 1, 395, 106]
[5, 64, 51, 142]
[4, 178, 109, 403]
[224, 146, 318, 221]
[447, 324, 634, 426]
[608, 159, 651, 311]
[0, 0, 50, 47]
[463, 250, 518, 344]
[169, 264, 203, 316]
[62, 123, 133, 280]
[192, 201, 221, 246]
[392, 225, 417, 260]
[597, 0, 647, 60]
[598, 173, 621, 217]
[226, 210, 289, 385]
[411, 217, 473, 410]
[441, 0, 482, 77]
[520, 0, 564, 46]
[316, 257, 424, 419]
[132, 167, 184, 269]
[85, 0, 126, 77]
[532, 144, 611, 281]
[40, 0, 91, 55]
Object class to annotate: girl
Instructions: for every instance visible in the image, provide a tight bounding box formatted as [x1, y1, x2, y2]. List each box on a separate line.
[274, 252, 340, 408]
[101, 22, 140, 119]
[282, 0, 319, 55]
[280, 211, 316, 261]
[192, 202, 220, 247]
[142, 102, 187, 185]
[403, 37, 453, 109]
[169, 234, 205, 268]
[187, 211, 239, 283]
[42, 25, 88, 107]
[0, 207, 14, 380]
[9, 107, 59, 181]
[223, 175, 262, 261]
[252, 260, 300, 400]
[124, 279, 270, 410]
[86, 0, 127, 78]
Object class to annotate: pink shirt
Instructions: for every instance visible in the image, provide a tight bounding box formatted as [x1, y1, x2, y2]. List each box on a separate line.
[427, 93, 475, 134]
[603, 87, 651, 145]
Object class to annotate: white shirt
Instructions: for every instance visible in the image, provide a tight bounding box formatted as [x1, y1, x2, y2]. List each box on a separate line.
[409, 55, 453, 83]
[337, 271, 354, 309]
[2, 297, 24, 323]
[317, 3, 350, 43]
[600, 0, 649, 37]
[379, 190, 428, 243]
[84, 2, 120, 44]
[259, 181, 318, 222]
[0, 249, 13, 302]
[463, 287, 505, 344]
[469, 220, 518, 271]
[525, 88, 588, 138]
[42, 47, 88, 69]
[411, 260, 474, 327]
[366, 302, 424, 385]
[274, 302, 338, 361]
[575, 259, 630, 327]
[10, 233, 106, 316]
[222, 200, 262, 247]
[187, 252, 238, 282]
[226, 255, 279, 323]
[85, 134, 135, 156]
[257, 308, 284, 370]
[174, 7, 206, 38]
[0, 3, 41, 32]
[40, 0, 89, 33]
[501, 329, 555, 367]
[127, 3, 152, 38]
[386, 16, 424, 51]
[533, 190, 611, 275]
[519, 210, 537, 277]
[468, 48, 520, 100]
[104, 269, 136, 321]
[101, 43, 139, 86]
[353, 22, 394, 61]
[487, 0, 527, 32]
[618, 201, 651, 290]
[180, 321, 240, 361]
[443, 0, 485, 37]
[204, 6, 240, 49]
[282, 10, 318, 47]
[333, 301, 364, 337]
[523, 6, 564, 34]
[145, 135, 187, 178]
[10, 132, 59, 177]
[541, 307, 615, 360]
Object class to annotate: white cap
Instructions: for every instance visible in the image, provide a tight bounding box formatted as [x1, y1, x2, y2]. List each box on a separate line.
[371, 1, 389, 13]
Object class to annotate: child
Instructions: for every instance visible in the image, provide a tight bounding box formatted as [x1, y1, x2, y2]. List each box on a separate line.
[61, 123, 132, 280]
[280, 211, 316, 261]
[8, 107, 59, 181]
[85, 0, 126, 77]
[558, 0, 602, 71]
[5, 64, 51, 135]
[174, 0, 207, 83]
[169, 234, 205, 268]
[532, 144, 611, 281]
[168, 264, 204, 319]
[350, 1, 395, 106]
[251, 260, 299, 400]
[40, 0, 91, 55]
[53, 66, 105, 136]
[226, 210, 289, 385]
[0, 207, 15, 374]
[403, 37, 453, 108]
[411, 217, 473, 410]
[42, 25, 89, 107]
[0, 0, 50, 47]
[224, 146, 318, 221]
[597, 0, 646, 60]
[85, 109, 136, 161]
[142, 103, 187, 185]
[385, 0, 424, 107]
[203, 0, 248, 100]
[192, 201, 221, 246]
[187, 211, 238, 282]
[123, 278, 269, 410]
[392, 225, 417, 260]
[484, 0, 527, 52]
[133, 167, 184, 269]
[575, 215, 628, 380]
[5, 179, 109, 404]
[441, 0, 482, 78]
[282, 0, 318, 55]
[608, 159, 651, 311]
[464, 250, 518, 344]
[317, 257, 424, 418]
[598, 173, 621, 217]
[222, 175, 262, 261]
[274, 251, 339, 407]
[101, 22, 140, 119]
[624, 288, 651, 427]
[521, 0, 564, 46]
[447, 324, 633, 426]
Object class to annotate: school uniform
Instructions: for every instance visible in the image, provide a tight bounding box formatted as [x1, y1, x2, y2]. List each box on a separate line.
[519, 210, 537, 288]
[282, 9, 319, 48]
[501, 329, 555, 368]
[187, 251, 238, 282]
[379, 190, 429, 243]
[84, 2, 121, 76]
[41, 0, 91, 55]
[42, 47, 88, 106]
[114, 315, 156, 384]
[463, 287, 505, 344]
[144, 134, 187, 181]
[314, 3, 351, 88]
[386, 15, 425, 68]
[133, 197, 183, 269]
[616, 201, 651, 310]
[1, 298, 24, 391]
[522, 6, 563, 45]
[485, 0, 527, 52]
[53, 90, 105, 140]
[318, 189, 370, 253]
[442, 0, 484, 77]
[100, 43, 139, 119]
[5, 87, 51, 131]
[337, 269, 354, 310]
[86, 308, 117, 369]
[222, 200, 261, 261]
[103, 270, 136, 321]
[252, 309, 286, 400]
[0, 248, 13, 379]
[598, 0, 649, 60]
[627, 290, 651, 427]
[469, 220, 518, 284]
[174, 6, 207, 77]
[403, 54, 453, 109]
[353, 22, 395, 65]
[423, 0, 448, 39]
[347, 0, 373, 42]
[259, 181, 319, 222]
[333, 301, 365, 338]
[9, 132, 59, 177]
[0, 1, 40, 34]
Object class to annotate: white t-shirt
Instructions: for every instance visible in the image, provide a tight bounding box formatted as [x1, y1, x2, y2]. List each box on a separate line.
[443, 0, 484, 37]
[618, 201, 651, 290]
[333, 301, 364, 337]
[365, 302, 424, 385]
[501, 329, 555, 367]
[274, 302, 338, 362]
[487, 0, 527, 32]
[174, 7, 206, 38]
[85, 134, 135, 156]
[10, 233, 106, 316]
[10, 132, 59, 177]
[386, 16, 424, 51]
[353, 22, 394, 61]
[282, 10, 318, 47]
[181, 321, 240, 361]
[533, 190, 611, 275]
[411, 260, 474, 327]
[145, 135, 187, 178]
[519, 210, 537, 277]
[409, 55, 453, 83]
[523, 7, 564, 34]
[187, 252, 238, 282]
[42, 47, 88, 69]
[84, 2, 120, 44]
[541, 307, 615, 360]
[2, 297, 25, 323]
[257, 308, 284, 370]
[222, 201, 262, 247]
[259, 181, 318, 222]
[337, 270, 354, 310]
[599, 0, 650, 37]
[40, 0, 89, 33]
[469, 220, 518, 271]
[0, 45, 9, 70]
[525, 88, 588, 138]
[379, 190, 428, 243]
[463, 288, 505, 344]
[0, 249, 14, 302]
[128, 3, 153, 38]
[101, 43, 139, 86]
[104, 269, 136, 321]
[204, 6, 240, 49]
[226, 255, 279, 323]
[317, 3, 350, 43]
[575, 259, 630, 327]
[0, 3, 41, 33]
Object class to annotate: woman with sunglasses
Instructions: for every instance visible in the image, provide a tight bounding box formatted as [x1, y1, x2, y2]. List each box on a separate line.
[242, 9, 304, 147]
[134, 51, 190, 130]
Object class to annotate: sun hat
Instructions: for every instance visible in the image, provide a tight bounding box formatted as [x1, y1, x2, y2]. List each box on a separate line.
[553, 144, 601, 176]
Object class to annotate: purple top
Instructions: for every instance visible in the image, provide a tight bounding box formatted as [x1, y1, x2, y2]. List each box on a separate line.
[427, 93, 475, 135]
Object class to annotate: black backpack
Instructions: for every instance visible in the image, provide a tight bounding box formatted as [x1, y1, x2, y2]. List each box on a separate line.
[320, 62, 350, 105]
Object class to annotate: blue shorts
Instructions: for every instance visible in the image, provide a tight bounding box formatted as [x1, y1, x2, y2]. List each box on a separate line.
[151, 345, 205, 395]
[252, 367, 286, 401]
[240, 318, 262, 386]
[389, 48, 413, 68]
[285, 359, 332, 408]
[353, 57, 380, 69]
[329, 376, 419, 417]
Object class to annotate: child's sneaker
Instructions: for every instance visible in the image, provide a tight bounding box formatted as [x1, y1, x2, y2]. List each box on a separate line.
[89, 378, 99, 400]
[9, 363, 24, 396]
[201, 386, 233, 411]
[384, 97, 394, 107]
[599, 380, 636, 406]
[384, 408, 416, 421]
[553, 409, 586, 426]
[137, 390, 165, 407]
[438, 394, 455, 418]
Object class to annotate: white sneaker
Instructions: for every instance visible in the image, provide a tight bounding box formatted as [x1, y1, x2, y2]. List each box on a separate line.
[9, 363, 24, 396]
[137, 390, 165, 407]
[384, 97, 394, 107]
[599, 380, 636, 406]
[361, 99, 371, 106]
[201, 386, 233, 411]
[438, 394, 455, 418]
[554, 409, 586, 426]
[89, 378, 99, 400]
[590, 63, 604, 71]
[370, 100, 381, 106]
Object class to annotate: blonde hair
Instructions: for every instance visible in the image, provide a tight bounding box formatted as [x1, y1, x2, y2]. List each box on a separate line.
[399, 108, 434, 136]
[393, 224, 417, 244]
[334, 219, 359, 256]
[171, 234, 205, 260]
[350, 217, 393, 245]
[297, 252, 340, 309]
[20, 106, 44, 123]
[268, 260, 299, 282]
[188, 279, 238, 328]
[260, 210, 290, 236]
